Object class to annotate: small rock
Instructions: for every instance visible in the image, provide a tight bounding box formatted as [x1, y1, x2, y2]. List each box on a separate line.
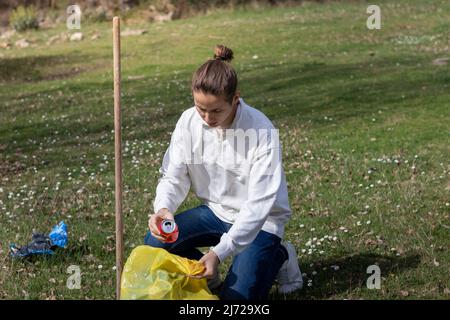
[432, 57, 449, 66]
[15, 39, 30, 48]
[0, 29, 16, 40]
[59, 32, 69, 41]
[70, 32, 84, 41]
[47, 35, 60, 45]
[121, 29, 147, 36]
[0, 41, 12, 49]
[154, 12, 173, 23]
[127, 75, 146, 80]
[400, 290, 409, 297]
[91, 32, 101, 40]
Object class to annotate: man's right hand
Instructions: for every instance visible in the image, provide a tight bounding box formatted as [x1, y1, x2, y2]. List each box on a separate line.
[148, 208, 175, 242]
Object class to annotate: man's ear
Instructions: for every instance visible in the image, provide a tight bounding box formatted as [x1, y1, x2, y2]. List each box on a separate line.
[233, 91, 241, 105]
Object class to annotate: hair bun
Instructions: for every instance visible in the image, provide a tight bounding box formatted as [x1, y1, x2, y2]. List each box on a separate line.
[214, 45, 234, 62]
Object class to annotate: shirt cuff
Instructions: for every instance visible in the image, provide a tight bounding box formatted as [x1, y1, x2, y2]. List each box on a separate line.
[153, 200, 174, 214]
[211, 233, 237, 263]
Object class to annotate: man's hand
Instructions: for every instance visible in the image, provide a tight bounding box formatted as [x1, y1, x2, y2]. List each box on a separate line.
[190, 250, 220, 280]
[148, 208, 175, 242]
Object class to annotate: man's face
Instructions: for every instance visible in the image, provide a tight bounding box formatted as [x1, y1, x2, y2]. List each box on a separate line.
[193, 91, 240, 128]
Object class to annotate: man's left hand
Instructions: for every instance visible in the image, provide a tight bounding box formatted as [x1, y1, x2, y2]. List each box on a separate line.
[190, 250, 220, 279]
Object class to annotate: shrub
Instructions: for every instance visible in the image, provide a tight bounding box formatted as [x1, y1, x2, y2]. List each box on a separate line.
[10, 5, 39, 32]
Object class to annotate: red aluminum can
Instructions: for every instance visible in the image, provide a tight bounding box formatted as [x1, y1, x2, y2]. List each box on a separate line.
[157, 219, 179, 243]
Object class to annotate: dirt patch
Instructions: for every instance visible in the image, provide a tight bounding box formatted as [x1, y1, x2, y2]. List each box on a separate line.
[0, 159, 26, 178]
[0, 54, 106, 84]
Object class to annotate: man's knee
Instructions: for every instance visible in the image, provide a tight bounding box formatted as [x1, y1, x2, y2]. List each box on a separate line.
[143, 231, 170, 249]
[221, 273, 267, 300]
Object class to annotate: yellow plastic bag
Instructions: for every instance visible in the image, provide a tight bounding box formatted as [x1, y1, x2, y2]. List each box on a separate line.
[120, 245, 219, 300]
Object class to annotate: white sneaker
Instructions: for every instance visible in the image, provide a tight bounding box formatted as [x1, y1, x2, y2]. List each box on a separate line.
[276, 241, 303, 294]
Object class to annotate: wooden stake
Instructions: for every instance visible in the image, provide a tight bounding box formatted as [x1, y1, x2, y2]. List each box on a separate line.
[113, 16, 123, 300]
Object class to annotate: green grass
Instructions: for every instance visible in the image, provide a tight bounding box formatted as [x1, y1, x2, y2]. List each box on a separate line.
[0, 0, 449, 299]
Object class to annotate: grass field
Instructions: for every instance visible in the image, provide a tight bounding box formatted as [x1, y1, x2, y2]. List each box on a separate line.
[0, 0, 449, 299]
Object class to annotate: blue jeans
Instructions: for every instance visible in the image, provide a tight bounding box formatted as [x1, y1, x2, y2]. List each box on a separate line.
[144, 204, 288, 300]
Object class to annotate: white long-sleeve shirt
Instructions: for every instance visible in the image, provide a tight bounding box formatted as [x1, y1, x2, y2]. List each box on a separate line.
[153, 98, 292, 262]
